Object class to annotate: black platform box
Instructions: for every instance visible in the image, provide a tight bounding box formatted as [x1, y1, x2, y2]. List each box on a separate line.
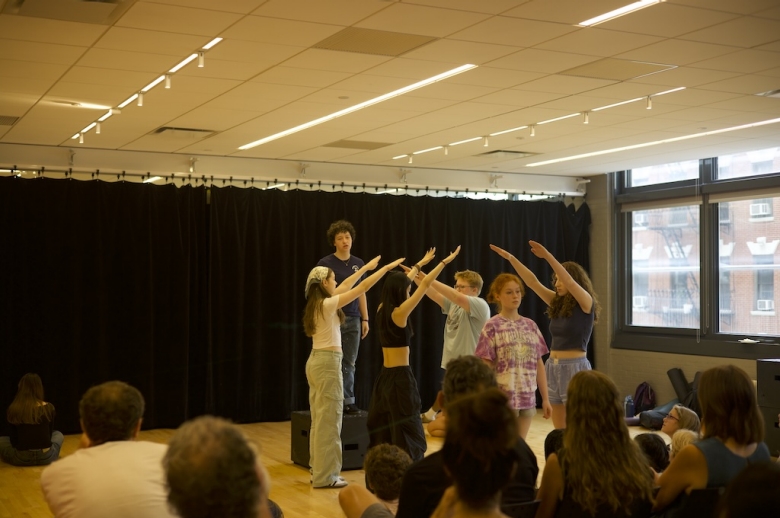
[759, 406, 780, 457]
[757, 359, 780, 408]
[291, 410, 370, 470]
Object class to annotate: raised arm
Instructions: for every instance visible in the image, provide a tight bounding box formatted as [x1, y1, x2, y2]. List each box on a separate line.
[529, 240, 592, 314]
[336, 257, 405, 309]
[405, 248, 446, 307]
[490, 244, 556, 305]
[334, 255, 380, 296]
[392, 247, 460, 327]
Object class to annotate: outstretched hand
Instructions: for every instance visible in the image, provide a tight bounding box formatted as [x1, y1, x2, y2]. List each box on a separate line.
[365, 255, 381, 270]
[442, 245, 461, 265]
[489, 244, 513, 260]
[418, 247, 436, 267]
[529, 240, 551, 259]
[384, 257, 405, 271]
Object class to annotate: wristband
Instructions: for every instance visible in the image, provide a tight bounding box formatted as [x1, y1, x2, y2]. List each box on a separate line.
[413, 263, 422, 271]
[362, 319, 368, 322]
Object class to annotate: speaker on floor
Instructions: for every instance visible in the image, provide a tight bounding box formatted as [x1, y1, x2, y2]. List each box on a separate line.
[290, 410, 369, 470]
[757, 359, 780, 408]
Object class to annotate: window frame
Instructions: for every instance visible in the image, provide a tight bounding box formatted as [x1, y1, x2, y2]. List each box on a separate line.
[613, 157, 780, 359]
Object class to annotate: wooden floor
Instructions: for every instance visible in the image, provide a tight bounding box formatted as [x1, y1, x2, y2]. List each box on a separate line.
[0, 413, 662, 518]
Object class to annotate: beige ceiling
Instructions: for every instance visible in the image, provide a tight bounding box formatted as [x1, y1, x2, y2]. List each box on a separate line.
[1, 0, 780, 186]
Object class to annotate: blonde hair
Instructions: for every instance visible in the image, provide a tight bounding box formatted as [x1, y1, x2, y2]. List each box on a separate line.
[670, 429, 699, 460]
[486, 274, 525, 313]
[455, 270, 483, 294]
[672, 404, 701, 433]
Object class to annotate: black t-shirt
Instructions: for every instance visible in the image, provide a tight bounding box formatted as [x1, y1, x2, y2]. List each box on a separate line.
[9, 403, 55, 450]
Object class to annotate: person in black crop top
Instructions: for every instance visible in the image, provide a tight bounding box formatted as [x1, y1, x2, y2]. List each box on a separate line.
[367, 246, 460, 462]
[490, 241, 600, 430]
[0, 373, 64, 466]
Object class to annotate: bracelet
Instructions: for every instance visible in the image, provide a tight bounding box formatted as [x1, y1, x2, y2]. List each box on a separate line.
[362, 319, 368, 322]
[413, 263, 422, 271]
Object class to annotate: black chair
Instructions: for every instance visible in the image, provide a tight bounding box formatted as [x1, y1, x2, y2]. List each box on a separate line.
[503, 499, 541, 518]
[656, 487, 725, 518]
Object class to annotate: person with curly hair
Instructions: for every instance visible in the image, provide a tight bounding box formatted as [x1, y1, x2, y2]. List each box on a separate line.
[0, 373, 63, 466]
[490, 241, 600, 429]
[363, 444, 412, 515]
[536, 370, 654, 518]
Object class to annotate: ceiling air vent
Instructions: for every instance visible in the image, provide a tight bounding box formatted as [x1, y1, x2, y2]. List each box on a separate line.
[477, 150, 536, 159]
[313, 27, 437, 57]
[152, 127, 216, 141]
[0, 115, 20, 126]
[2, 0, 137, 25]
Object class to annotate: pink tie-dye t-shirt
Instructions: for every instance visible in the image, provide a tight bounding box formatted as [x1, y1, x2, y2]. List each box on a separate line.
[475, 314, 549, 410]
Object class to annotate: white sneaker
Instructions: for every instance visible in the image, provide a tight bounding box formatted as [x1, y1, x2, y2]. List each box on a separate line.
[314, 476, 348, 488]
[421, 410, 437, 423]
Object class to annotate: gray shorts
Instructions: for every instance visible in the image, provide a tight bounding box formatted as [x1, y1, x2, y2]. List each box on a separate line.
[545, 357, 591, 405]
[362, 503, 394, 518]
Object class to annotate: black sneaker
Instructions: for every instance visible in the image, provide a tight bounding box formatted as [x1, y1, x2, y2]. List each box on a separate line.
[344, 404, 361, 414]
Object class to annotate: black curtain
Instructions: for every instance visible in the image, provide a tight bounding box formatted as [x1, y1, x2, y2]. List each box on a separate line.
[0, 178, 591, 431]
[0, 177, 208, 434]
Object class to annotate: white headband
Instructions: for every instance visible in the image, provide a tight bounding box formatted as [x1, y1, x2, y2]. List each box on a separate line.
[305, 266, 330, 297]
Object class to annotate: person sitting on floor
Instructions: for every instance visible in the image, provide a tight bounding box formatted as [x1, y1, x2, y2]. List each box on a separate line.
[634, 433, 670, 473]
[363, 444, 412, 515]
[164, 415, 282, 518]
[661, 404, 700, 439]
[544, 428, 565, 460]
[668, 429, 698, 463]
[0, 373, 63, 466]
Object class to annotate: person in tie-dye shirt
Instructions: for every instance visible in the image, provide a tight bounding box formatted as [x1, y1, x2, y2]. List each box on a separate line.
[475, 273, 552, 439]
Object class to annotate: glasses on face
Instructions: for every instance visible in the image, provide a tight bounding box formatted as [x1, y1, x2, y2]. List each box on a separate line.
[454, 284, 474, 290]
[664, 413, 679, 422]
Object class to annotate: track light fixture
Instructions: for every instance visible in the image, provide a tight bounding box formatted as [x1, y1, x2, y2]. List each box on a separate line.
[646, 96, 652, 110]
[96, 122, 101, 134]
[444, 146, 449, 155]
[408, 155, 413, 164]
[198, 51, 205, 68]
[583, 112, 589, 124]
[483, 136, 489, 147]
[165, 75, 171, 89]
[78, 133, 84, 144]
[530, 125, 536, 137]
[137, 92, 144, 107]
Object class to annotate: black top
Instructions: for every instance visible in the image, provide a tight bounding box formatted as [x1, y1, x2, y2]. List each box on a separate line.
[9, 403, 55, 450]
[378, 308, 412, 348]
[395, 437, 539, 518]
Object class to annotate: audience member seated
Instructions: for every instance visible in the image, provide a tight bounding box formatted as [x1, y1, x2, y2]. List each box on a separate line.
[716, 462, 780, 518]
[363, 444, 412, 515]
[669, 429, 698, 463]
[41, 381, 176, 518]
[0, 373, 63, 466]
[429, 388, 520, 518]
[653, 365, 771, 516]
[339, 355, 538, 518]
[544, 429, 564, 460]
[661, 404, 700, 439]
[164, 415, 282, 518]
[536, 370, 654, 518]
[634, 433, 670, 473]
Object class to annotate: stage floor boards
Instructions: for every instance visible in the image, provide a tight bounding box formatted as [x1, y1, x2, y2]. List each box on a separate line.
[0, 412, 662, 518]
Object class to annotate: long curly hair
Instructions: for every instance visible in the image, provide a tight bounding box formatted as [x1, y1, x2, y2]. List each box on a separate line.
[302, 268, 344, 337]
[7, 373, 53, 425]
[559, 371, 654, 516]
[547, 262, 601, 323]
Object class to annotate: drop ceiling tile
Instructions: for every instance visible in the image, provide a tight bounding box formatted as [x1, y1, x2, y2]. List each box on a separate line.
[405, 81, 500, 101]
[706, 96, 780, 114]
[356, 3, 491, 38]
[281, 49, 392, 74]
[402, 38, 521, 65]
[0, 95, 37, 116]
[364, 58, 477, 82]
[696, 73, 780, 95]
[207, 82, 317, 110]
[251, 67, 352, 88]
[680, 16, 780, 48]
[44, 84, 136, 108]
[537, 28, 663, 58]
[755, 5, 780, 19]
[176, 58, 276, 81]
[597, 4, 737, 38]
[149, 0, 266, 14]
[451, 16, 579, 47]
[0, 59, 68, 81]
[755, 40, 780, 52]
[515, 75, 617, 95]
[77, 48, 183, 73]
[59, 67, 157, 88]
[411, 0, 529, 15]
[0, 14, 106, 46]
[167, 107, 264, 131]
[673, 0, 780, 16]
[448, 67, 545, 89]
[0, 78, 57, 99]
[759, 66, 780, 78]
[206, 40, 304, 67]
[690, 49, 780, 74]
[281, 146, 362, 162]
[616, 40, 740, 67]
[629, 66, 741, 88]
[222, 15, 343, 46]
[489, 48, 599, 74]
[94, 27, 206, 56]
[330, 75, 420, 95]
[474, 89, 564, 108]
[251, 0, 387, 26]
[502, 0, 625, 25]
[116, 2, 243, 37]
[0, 39, 86, 66]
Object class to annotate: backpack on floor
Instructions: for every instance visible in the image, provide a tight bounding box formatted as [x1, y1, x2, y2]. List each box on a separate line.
[634, 381, 656, 414]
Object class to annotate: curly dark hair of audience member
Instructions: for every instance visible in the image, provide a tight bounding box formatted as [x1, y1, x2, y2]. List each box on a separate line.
[560, 371, 654, 516]
[634, 433, 670, 472]
[79, 381, 144, 446]
[326, 220, 356, 246]
[698, 364, 764, 445]
[376, 271, 414, 346]
[544, 428, 565, 460]
[7, 373, 53, 425]
[164, 416, 261, 518]
[364, 444, 413, 502]
[442, 387, 519, 510]
[547, 262, 601, 323]
[717, 462, 780, 518]
[442, 355, 497, 404]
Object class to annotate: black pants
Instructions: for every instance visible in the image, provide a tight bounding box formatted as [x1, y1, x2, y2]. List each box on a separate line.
[367, 366, 426, 462]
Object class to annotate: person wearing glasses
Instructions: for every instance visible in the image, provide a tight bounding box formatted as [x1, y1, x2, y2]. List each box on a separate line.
[412, 264, 490, 425]
[490, 241, 600, 430]
[661, 404, 700, 439]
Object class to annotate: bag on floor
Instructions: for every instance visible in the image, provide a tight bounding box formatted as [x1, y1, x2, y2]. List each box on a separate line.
[638, 410, 666, 430]
[633, 381, 656, 414]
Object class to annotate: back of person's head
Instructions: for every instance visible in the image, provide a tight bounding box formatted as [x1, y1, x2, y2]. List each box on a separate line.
[454, 270, 484, 294]
[717, 462, 780, 518]
[548, 262, 601, 323]
[79, 381, 144, 446]
[634, 433, 669, 472]
[698, 365, 764, 445]
[669, 429, 699, 461]
[562, 371, 653, 516]
[486, 273, 524, 312]
[544, 428, 565, 460]
[165, 416, 263, 518]
[442, 388, 518, 510]
[672, 404, 701, 433]
[7, 372, 52, 425]
[363, 444, 412, 502]
[441, 355, 496, 406]
[326, 220, 355, 245]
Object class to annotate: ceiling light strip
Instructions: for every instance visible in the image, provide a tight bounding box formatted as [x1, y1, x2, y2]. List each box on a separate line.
[413, 146, 443, 155]
[537, 113, 580, 125]
[142, 76, 166, 92]
[526, 117, 780, 167]
[239, 64, 478, 150]
[490, 125, 527, 137]
[578, 0, 661, 27]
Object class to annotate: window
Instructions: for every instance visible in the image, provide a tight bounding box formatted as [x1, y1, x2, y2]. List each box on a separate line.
[616, 155, 780, 357]
[630, 160, 699, 187]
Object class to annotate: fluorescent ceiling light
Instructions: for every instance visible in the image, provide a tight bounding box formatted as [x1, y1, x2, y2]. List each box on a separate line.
[202, 37, 223, 50]
[142, 76, 166, 92]
[392, 154, 408, 160]
[653, 86, 686, 96]
[413, 146, 443, 155]
[238, 64, 478, 150]
[98, 111, 113, 122]
[449, 136, 481, 147]
[143, 176, 163, 183]
[169, 54, 198, 73]
[592, 97, 643, 112]
[81, 122, 97, 133]
[579, 0, 662, 27]
[537, 113, 580, 125]
[118, 94, 139, 108]
[490, 125, 528, 137]
[526, 117, 780, 167]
